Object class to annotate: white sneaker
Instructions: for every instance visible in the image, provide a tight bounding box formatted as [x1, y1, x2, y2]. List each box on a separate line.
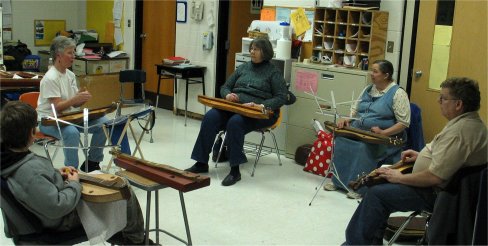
[346, 191, 362, 199]
[323, 183, 337, 191]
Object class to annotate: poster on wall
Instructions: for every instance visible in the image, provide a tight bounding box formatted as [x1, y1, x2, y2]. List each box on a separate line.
[34, 20, 66, 46]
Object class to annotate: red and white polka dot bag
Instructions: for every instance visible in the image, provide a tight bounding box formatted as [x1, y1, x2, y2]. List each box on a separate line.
[303, 130, 333, 177]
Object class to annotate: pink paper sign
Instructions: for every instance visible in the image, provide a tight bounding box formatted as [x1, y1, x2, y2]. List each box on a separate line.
[295, 69, 318, 93]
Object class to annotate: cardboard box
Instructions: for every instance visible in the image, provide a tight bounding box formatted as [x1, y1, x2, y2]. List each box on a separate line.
[77, 74, 133, 108]
[109, 59, 128, 73]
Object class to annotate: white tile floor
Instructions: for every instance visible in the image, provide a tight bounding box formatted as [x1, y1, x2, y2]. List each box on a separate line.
[0, 108, 409, 245]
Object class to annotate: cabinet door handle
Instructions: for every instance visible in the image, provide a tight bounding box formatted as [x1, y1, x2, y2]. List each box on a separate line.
[322, 73, 334, 80]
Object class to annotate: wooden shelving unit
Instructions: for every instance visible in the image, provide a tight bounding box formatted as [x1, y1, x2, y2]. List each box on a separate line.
[312, 7, 388, 69]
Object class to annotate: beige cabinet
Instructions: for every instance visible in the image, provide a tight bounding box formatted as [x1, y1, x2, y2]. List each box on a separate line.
[285, 62, 370, 158]
[72, 57, 129, 76]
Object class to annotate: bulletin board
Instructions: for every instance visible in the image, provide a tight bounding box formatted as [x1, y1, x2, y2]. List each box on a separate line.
[34, 20, 66, 46]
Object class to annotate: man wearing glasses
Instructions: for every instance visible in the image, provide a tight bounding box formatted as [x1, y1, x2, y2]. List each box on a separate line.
[343, 77, 487, 245]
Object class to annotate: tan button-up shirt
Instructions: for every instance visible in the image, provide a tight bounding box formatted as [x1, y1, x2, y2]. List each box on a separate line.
[412, 111, 487, 187]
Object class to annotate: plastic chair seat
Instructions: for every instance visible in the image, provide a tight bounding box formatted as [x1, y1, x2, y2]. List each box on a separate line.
[19, 92, 60, 160]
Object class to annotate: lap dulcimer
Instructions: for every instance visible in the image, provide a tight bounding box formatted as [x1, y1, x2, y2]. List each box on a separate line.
[111, 150, 210, 192]
[323, 121, 404, 147]
[197, 95, 273, 119]
[77, 172, 131, 203]
[41, 103, 117, 126]
[348, 160, 414, 191]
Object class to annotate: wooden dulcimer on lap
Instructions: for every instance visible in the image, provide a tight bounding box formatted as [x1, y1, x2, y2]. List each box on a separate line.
[348, 160, 414, 191]
[78, 173, 131, 203]
[197, 95, 273, 119]
[41, 103, 117, 126]
[323, 121, 404, 146]
[110, 150, 210, 192]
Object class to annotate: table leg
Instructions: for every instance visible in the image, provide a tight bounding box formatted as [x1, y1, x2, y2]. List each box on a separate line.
[202, 75, 206, 113]
[145, 191, 151, 245]
[156, 75, 162, 108]
[174, 77, 178, 115]
[185, 79, 189, 126]
[179, 191, 192, 245]
[155, 190, 160, 244]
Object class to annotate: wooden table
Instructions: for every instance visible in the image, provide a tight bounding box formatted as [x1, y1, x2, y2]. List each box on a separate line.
[0, 71, 43, 104]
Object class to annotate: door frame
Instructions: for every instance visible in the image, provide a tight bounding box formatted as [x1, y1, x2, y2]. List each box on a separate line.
[403, 0, 420, 95]
[215, 0, 230, 98]
[131, 0, 143, 100]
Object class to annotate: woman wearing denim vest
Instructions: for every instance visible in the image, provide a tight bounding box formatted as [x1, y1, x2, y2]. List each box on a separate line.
[323, 60, 411, 199]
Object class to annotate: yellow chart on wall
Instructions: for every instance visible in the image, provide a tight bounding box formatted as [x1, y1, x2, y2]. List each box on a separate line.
[34, 20, 66, 46]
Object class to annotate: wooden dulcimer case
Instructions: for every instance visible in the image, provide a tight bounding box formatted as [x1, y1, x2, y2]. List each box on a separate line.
[41, 103, 117, 126]
[198, 95, 273, 119]
[111, 150, 210, 192]
[323, 121, 404, 146]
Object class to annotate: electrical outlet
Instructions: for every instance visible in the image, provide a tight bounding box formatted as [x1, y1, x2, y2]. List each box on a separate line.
[387, 41, 394, 53]
[128, 19, 131, 27]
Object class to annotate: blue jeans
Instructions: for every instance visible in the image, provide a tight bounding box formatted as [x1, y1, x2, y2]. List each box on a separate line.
[191, 109, 277, 167]
[345, 183, 436, 245]
[39, 116, 109, 168]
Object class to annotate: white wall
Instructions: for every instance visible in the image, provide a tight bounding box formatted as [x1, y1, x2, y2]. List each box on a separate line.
[380, 0, 405, 86]
[264, 0, 316, 8]
[10, 0, 86, 54]
[122, 0, 135, 69]
[174, 0, 219, 115]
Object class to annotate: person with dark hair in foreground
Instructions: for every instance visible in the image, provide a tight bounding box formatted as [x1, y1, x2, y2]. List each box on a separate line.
[343, 77, 487, 245]
[0, 101, 154, 245]
[185, 37, 288, 186]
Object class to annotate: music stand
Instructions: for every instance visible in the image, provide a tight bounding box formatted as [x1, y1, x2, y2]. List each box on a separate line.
[103, 105, 156, 172]
[305, 88, 359, 205]
[46, 104, 121, 173]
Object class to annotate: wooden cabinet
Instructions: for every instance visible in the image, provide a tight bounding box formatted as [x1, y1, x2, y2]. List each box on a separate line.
[312, 7, 388, 69]
[285, 62, 370, 158]
[72, 57, 129, 76]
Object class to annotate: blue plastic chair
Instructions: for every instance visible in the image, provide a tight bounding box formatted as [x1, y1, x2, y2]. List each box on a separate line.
[405, 103, 425, 151]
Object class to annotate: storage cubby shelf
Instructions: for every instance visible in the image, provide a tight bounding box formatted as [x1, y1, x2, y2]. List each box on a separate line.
[312, 7, 388, 69]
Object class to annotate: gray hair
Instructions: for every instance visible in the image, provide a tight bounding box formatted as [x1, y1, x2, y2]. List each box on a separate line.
[249, 37, 274, 61]
[50, 36, 76, 60]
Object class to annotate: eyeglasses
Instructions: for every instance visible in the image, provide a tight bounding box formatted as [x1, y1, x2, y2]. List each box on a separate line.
[249, 47, 261, 52]
[438, 95, 459, 103]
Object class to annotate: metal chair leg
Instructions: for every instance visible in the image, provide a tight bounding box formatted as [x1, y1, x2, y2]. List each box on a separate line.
[387, 211, 421, 245]
[214, 131, 226, 168]
[269, 130, 282, 166]
[251, 131, 265, 177]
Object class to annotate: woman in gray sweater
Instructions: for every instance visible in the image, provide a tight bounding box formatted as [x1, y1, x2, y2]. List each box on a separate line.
[186, 37, 288, 186]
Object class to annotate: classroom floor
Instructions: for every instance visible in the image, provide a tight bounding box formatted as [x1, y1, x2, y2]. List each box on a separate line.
[0, 107, 411, 245]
